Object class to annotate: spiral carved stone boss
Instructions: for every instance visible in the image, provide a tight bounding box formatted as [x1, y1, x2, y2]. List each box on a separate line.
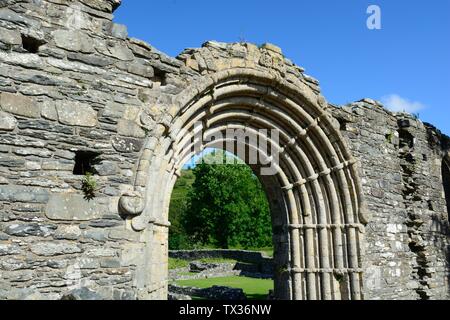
[119, 191, 145, 217]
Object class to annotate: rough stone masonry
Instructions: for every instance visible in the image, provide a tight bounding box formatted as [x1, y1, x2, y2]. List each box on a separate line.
[0, 0, 448, 300]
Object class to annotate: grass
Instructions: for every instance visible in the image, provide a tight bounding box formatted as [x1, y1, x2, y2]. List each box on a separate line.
[168, 258, 190, 270]
[175, 276, 273, 300]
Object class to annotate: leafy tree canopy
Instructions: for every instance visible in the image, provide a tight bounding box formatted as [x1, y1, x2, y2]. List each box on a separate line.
[175, 151, 272, 249]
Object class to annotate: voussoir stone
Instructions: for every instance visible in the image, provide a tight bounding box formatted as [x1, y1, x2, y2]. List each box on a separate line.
[56, 101, 98, 127]
[0, 92, 39, 118]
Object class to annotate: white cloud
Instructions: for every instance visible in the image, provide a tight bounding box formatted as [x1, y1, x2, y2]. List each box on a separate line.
[381, 94, 426, 113]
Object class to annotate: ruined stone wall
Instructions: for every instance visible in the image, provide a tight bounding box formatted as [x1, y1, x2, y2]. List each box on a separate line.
[0, 0, 186, 300]
[169, 249, 271, 265]
[0, 0, 448, 300]
[332, 101, 450, 299]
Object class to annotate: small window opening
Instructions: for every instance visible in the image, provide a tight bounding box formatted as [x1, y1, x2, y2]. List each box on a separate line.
[21, 34, 44, 53]
[337, 118, 348, 131]
[152, 67, 167, 86]
[73, 151, 101, 175]
[442, 160, 450, 218]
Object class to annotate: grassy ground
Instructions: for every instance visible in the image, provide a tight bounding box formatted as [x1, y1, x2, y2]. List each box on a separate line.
[175, 276, 273, 300]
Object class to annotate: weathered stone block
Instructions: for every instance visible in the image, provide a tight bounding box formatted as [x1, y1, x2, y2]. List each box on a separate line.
[100, 258, 121, 268]
[85, 247, 117, 257]
[66, 52, 113, 67]
[0, 185, 49, 203]
[111, 136, 143, 153]
[41, 160, 73, 171]
[45, 194, 107, 221]
[0, 243, 21, 256]
[0, 8, 41, 29]
[101, 43, 134, 61]
[61, 287, 104, 300]
[4, 223, 57, 237]
[0, 93, 39, 118]
[83, 229, 107, 242]
[40, 101, 58, 121]
[56, 101, 98, 127]
[14, 148, 52, 157]
[0, 27, 21, 45]
[54, 225, 82, 240]
[0, 111, 17, 131]
[47, 260, 68, 269]
[88, 219, 121, 228]
[117, 119, 146, 138]
[30, 242, 82, 256]
[78, 258, 100, 269]
[109, 229, 140, 242]
[93, 161, 118, 176]
[127, 61, 154, 78]
[52, 30, 94, 53]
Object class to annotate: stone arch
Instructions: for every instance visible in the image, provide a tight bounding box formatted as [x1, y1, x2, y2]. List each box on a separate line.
[119, 67, 369, 300]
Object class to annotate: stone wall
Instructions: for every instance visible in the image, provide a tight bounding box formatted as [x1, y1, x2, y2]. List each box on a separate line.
[0, 0, 181, 300]
[0, 0, 448, 300]
[331, 100, 450, 299]
[169, 249, 272, 264]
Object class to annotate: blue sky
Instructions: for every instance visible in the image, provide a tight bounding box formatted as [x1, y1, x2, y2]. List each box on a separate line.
[114, 0, 450, 136]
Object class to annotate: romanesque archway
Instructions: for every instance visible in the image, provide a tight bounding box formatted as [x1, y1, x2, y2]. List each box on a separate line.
[119, 67, 369, 300]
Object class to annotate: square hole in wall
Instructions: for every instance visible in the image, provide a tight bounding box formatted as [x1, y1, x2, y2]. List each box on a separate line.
[21, 34, 44, 53]
[73, 151, 101, 175]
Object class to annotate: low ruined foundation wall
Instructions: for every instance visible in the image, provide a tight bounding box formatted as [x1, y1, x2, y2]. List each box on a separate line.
[169, 249, 272, 264]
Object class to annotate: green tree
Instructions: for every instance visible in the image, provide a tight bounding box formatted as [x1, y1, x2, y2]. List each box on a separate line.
[182, 152, 272, 249]
[168, 170, 195, 249]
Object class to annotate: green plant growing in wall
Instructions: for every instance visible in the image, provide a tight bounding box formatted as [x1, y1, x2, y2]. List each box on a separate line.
[142, 126, 151, 137]
[334, 272, 345, 283]
[385, 130, 394, 144]
[82, 172, 97, 201]
[276, 265, 289, 276]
